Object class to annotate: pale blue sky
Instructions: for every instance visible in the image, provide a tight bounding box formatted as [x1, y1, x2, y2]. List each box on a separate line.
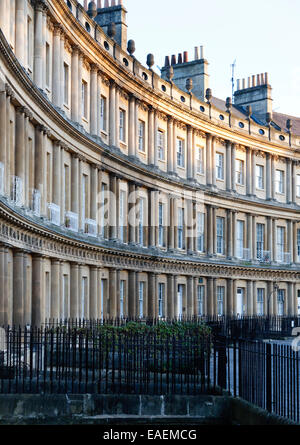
[123, 0, 300, 117]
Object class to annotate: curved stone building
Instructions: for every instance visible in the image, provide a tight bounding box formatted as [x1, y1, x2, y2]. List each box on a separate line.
[0, 0, 299, 326]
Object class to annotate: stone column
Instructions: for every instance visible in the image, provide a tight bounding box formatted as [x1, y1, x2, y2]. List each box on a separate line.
[231, 143, 236, 192]
[247, 280, 253, 315]
[167, 117, 174, 173]
[109, 173, 117, 240]
[271, 155, 276, 200]
[211, 137, 216, 188]
[0, 87, 7, 194]
[266, 153, 272, 200]
[251, 149, 256, 196]
[206, 204, 213, 256]
[187, 126, 193, 180]
[207, 277, 214, 316]
[292, 161, 297, 204]
[15, 106, 25, 190]
[109, 268, 117, 318]
[52, 140, 61, 210]
[167, 275, 175, 319]
[288, 282, 294, 316]
[168, 196, 175, 251]
[128, 270, 136, 318]
[71, 46, 79, 122]
[267, 216, 273, 262]
[32, 256, 45, 326]
[287, 158, 292, 204]
[90, 267, 98, 319]
[293, 221, 298, 263]
[212, 206, 217, 256]
[51, 260, 60, 320]
[148, 189, 156, 247]
[13, 251, 25, 326]
[148, 272, 156, 318]
[226, 279, 233, 316]
[115, 86, 120, 148]
[148, 107, 155, 165]
[252, 215, 256, 261]
[247, 213, 253, 260]
[70, 263, 79, 319]
[0, 248, 5, 325]
[90, 165, 98, 222]
[78, 54, 83, 124]
[128, 182, 136, 244]
[90, 65, 98, 135]
[187, 276, 194, 317]
[206, 134, 212, 186]
[109, 81, 116, 146]
[52, 24, 62, 107]
[71, 154, 79, 215]
[34, 1, 45, 89]
[287, 220, 293, 264]
[15, 0, 26, 66]
[246, 147, 252, 196]
[252, 281, 257, 315]
[128, 94, 136, 157]
[226, 209, 232, 259]
[226, 140, 232, 192]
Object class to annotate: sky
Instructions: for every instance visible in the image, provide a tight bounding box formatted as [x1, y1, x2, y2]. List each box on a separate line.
[120, 0, 300, 118]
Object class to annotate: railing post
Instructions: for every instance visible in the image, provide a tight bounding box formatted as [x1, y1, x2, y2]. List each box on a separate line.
[266, 342, 272, 412]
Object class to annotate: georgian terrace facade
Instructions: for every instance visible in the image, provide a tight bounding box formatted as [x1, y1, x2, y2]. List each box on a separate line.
[0, 0, 300, 327]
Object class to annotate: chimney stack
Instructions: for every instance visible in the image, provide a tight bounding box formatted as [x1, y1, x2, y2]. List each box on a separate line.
[161, 45, 209, 101]
[94, 0, 128, 50]
[234, 72, 273, 119]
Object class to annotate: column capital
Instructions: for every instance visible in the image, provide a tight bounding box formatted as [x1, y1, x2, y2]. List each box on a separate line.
[34, 0, 48, 13]
[53, 23, 64, 36]
[24, 108, 33, 120]
[71, 44, 81, 55]
[16, 106, 26, 115]
[90, 63, 99, 73]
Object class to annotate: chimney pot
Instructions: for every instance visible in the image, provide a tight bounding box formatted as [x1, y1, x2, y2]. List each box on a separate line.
[84, 0, 88, 9]
[164, 56, 170, 67]
[248, 77, 251, 88]
[237, 79, 240, 90]
[265, 72, 269, 84]
[194, 46, 199, 60]
[183, 51, 188, 63]
[256, 74, 260, 86]
[104, 0, 109, 7]
[171, 54, 176, 65]
[252, 75, 256, 87]
[178, 53, 183, 64]
[97, 0, 102, 8]
[200, 46, 204, 59]
[242, 78, 245, 89]
[111, 0, 116, 5]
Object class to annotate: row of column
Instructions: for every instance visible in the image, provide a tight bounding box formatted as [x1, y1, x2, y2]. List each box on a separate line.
[1, 249, 297, 327]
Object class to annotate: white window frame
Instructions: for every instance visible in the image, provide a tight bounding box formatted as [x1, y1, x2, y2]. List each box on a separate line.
[256, 165, 264, 190]
[297, 175, 300, 197]
[157, 130, 165, 161]
[217, 286, 224, 316]
[216, 153, 224, 180]
[158, 202, 164, 247]
[236, 220, 244, 259]
[257, 288, 264, 316]
[139, 282, 144, 318]
[216, 217, 225, 255]
[236, 159, 244, 185]
[275, 170, 284, 194]
[197, 285, 204, 316]
[277, 289, 285, 316]
[177, 138, 185, 168]
[197, 146, 204, 174]
[276, 226, 285, 262]
[138, 120, 145, 152]
[120, 280, 125, 318]
[197, 212, 205, 253]
[119, 109, 126, 142]
[100, 96, 107, 132]
[178, 207, 184, 249]
[158, 283, 165, 318]
[256, 223, 264, 259]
